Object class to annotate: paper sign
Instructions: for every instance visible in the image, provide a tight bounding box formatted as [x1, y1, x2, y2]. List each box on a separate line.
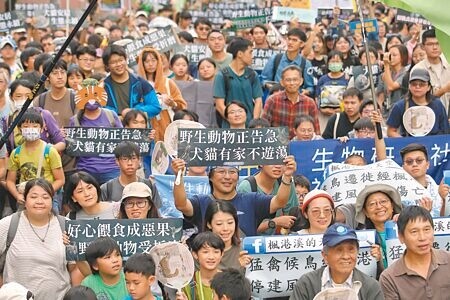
[272, 6, 317, 24]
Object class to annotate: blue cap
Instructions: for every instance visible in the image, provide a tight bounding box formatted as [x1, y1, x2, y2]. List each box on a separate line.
[322, 223, 358, 247]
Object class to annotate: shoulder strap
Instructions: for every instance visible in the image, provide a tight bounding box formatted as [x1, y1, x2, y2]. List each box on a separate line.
[300, 56, 306, 73]
[38, 92, 46, 108]
[69, 90, 76, 114]
[272, 53, 283, 81]
[244, 175, 258, 193]
[73, 115, 80, 127]
[221, 67, 230, 102]
[333, 113, 341, 139]
[103, 108, 116, 127]
[56, 215, 66, 233]
[6, 212, 21, 248]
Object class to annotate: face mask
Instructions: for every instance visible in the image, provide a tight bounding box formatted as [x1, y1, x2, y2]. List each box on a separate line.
[84, 101, 101, 111]
[328, 62, 343, 72]
[21, 127, 41, 142]
[14, 99, 26, 111]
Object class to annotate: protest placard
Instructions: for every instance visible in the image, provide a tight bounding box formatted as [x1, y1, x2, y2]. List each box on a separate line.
[100, 0, 122, 10]
[312, 0, 353, 9]
[385, 217, 450, 266]
[289, 134, 450, 189]
[177, 127, 289, 167]
[272, 6, 317, 23]
[173, 81, 216, 128]
[396, 9, 432, 26]
[349, 19, 379, 41]
[321, 159, 430, 206]
[243, 231, 377, 298]
[252, 48, 283, 71]
[0, 12, 23, 32]
[66, 218, 183, 260]
[189, 10, 225, 26]
[125, 26, 178, 67]
[64, 127, 152, 157]
[231, 15, 270, 30]
[280, 0, 311, 9]
[14, 3, 58, 18]
[317, 8, 354, 19]
[173, 44, 207, 65]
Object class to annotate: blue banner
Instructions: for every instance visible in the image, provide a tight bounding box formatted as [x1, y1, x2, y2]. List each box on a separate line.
[289, 135, 450, 188]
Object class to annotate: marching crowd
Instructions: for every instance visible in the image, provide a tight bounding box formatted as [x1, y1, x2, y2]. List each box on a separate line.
[0, 0, 450, 299]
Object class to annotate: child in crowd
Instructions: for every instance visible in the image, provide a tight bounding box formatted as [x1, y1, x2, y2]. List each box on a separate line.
[81, 237, 128, 300]
[210, 268, 251, 300]
[177, 232, 225, 300]
[123, 253, 163, 300]
[63, 286, 97, 300]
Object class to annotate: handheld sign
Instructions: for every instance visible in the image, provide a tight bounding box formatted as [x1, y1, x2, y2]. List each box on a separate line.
[152, 141, 170, 175]
[402, 106, 436, 137]
[149, 242, 195, 291]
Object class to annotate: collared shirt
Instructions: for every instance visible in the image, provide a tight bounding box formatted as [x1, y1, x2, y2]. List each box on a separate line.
[262, 90, 320, 139]
[412, 56, 450, 114]
[321, 266, 354, 290]
[380, 249, 450, 300]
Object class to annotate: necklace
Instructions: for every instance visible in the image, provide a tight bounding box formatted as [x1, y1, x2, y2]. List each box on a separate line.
[27, 214, 51, 242]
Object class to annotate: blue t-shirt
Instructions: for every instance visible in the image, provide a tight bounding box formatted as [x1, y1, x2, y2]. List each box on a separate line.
[386, 98, 449, 136]
[187, 193, 274, 236]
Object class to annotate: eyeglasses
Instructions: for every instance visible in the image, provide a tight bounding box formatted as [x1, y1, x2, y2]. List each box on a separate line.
[366, 198, 390, 210]
[409, 81, 428, 88]
[309, 208, 334, 218]
[79, 57, 96, 63]
[214, 168, 239, 176]
[228, 109, 245, 115]
[356, 129, 375, 136]
[424, 42, 439, 47]
[298, 128, 313, 134]
[124, 199, 148, 209]
[119, 156, 139, 162]
[404, 157, 426, 166]
[296, 192, 307, 199]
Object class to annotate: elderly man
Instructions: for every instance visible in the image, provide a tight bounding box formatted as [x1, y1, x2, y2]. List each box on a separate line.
[290, 223, 384, 300]
[380, 206, 450, 299]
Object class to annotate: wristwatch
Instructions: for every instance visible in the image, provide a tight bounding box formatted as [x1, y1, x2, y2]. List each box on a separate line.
[268, 219, 276, 229]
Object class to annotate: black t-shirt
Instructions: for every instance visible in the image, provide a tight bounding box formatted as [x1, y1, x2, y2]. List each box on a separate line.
[322, 112, 359, 139]
[111, 78, 130, 115]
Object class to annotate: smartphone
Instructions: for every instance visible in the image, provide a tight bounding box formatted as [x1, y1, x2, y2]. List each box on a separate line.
[444, 170, 450, 186]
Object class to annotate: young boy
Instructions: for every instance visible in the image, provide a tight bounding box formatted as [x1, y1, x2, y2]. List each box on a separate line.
[178, 232, 225, 300]
[6, 108, 64, 209]
[210, 268, 251, 300]
[81, 237, 128, 300]
[123, 253, 163, 300]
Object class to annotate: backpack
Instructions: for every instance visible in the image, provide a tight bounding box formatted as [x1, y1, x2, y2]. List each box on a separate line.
[72, 108, 116, 127]
[221, 66, 258, 102]
[244, 174, 282, 192]
[0, 212, 66, 273]
[38, 89, 76, 114]
[13, 143, 51, 174]
[271, 53, 307, 81]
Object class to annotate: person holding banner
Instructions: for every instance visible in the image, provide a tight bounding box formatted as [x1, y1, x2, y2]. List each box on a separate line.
[290, 223, 383, 300]
[171, 155, 297, 237]
[379, 206, 450, 299]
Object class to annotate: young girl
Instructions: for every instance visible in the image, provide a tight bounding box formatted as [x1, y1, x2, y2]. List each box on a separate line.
[66, 65, 85, 90]
[137, 47, 187, 142]
[204, 200, 252, 270]
[197, 58, 216, 81]
[316, 50, 349, 116]
[170, 54, 194, 81]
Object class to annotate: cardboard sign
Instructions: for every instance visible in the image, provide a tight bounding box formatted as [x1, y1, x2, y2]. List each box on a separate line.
[14, 3, 58, 18]
[272, 6, 317, 24]
[100, 0, 122, 10]
[64, 127, 152, 156]
[321, 159, 431, 207]
[125, 26, 178, 67]
[396, 9, 432, 26]
[173, 44, 208, 64]
[177, 127, 290, 167]
[0, 12, 23, 32]
[252, 48, 283, 71]
[66, 218, 183, 260]
[349, 19, 379, 41]
[243, 231, 377, 298]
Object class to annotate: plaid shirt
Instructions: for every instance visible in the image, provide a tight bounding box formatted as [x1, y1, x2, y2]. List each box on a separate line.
[262, 91, 320, 139]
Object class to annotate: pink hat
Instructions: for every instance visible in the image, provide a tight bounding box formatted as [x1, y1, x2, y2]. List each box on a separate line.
[301, 189, 334, 215]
